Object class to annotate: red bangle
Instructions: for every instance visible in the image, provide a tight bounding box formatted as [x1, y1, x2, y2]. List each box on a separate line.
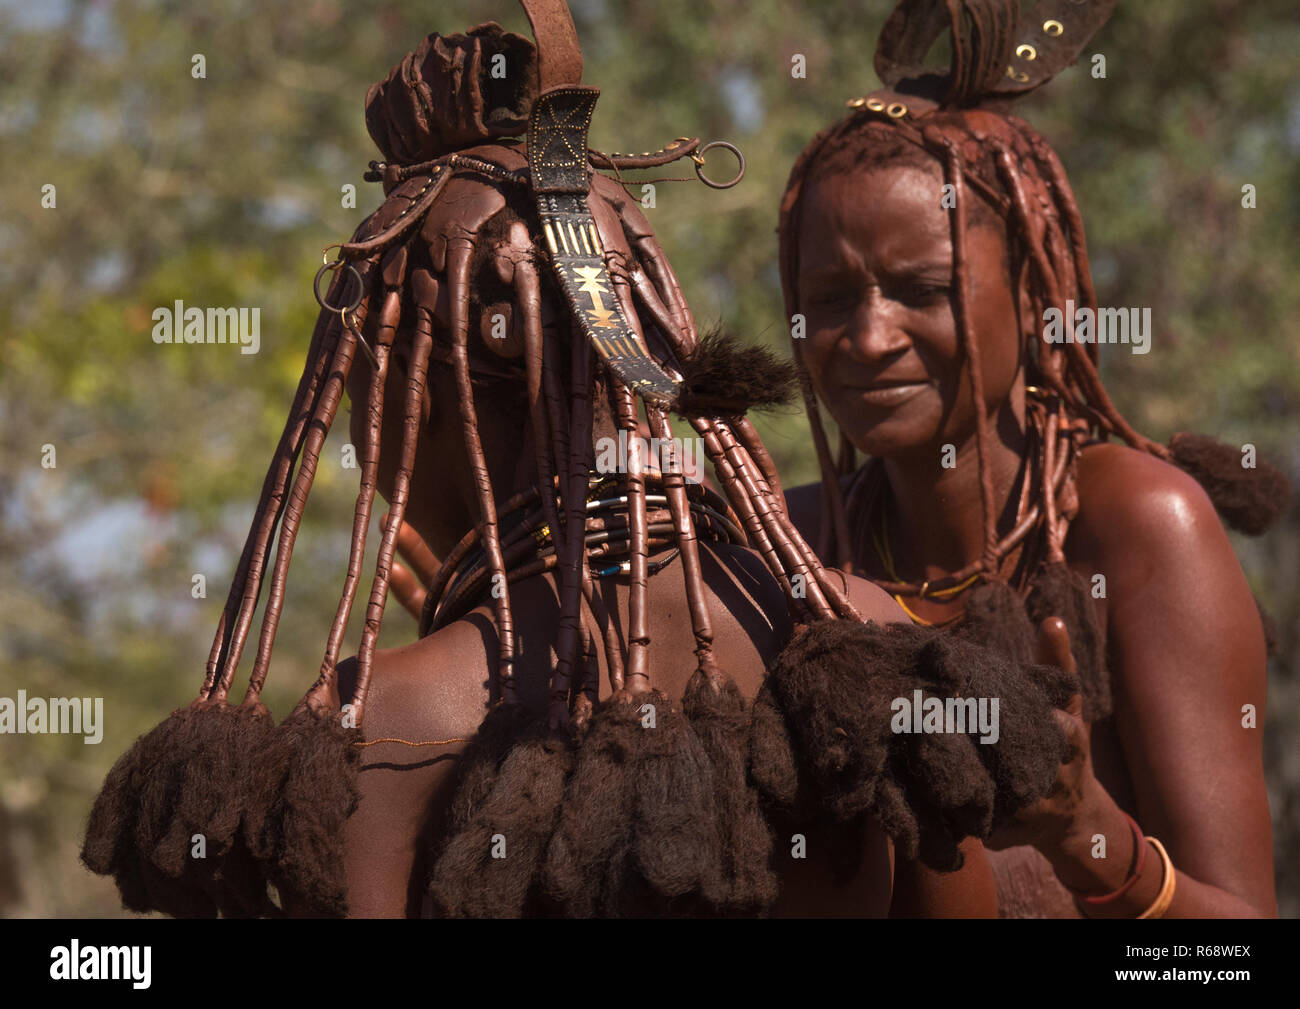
[1070, 811, 1148, 906]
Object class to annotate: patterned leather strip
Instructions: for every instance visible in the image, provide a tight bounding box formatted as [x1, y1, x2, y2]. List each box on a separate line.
[528, 86, 680, 405]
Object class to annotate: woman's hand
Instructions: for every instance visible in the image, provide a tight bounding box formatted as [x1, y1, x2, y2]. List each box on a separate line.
[986, 617, 1154, 905]
[985, 618, 1099, 855]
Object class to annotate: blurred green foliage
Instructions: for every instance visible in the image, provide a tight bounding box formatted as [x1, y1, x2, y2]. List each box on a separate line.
[1, 0, 1296, 916]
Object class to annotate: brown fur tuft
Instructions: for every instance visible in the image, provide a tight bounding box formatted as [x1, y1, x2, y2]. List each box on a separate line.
[81, 703, 280, 918]
[429, 709, 572, 918]
[673, 328, 797, 416]
[747, 680, 802, 811]
[682, 670, 778, 912]
[82, 707, 201, 912]
[1168, 432, 1291, 536]
[958, 579, 1035, 663]
[254, 708, 361, 917]
[541, 689, 725, 916]
[762, 620, 1075, 870]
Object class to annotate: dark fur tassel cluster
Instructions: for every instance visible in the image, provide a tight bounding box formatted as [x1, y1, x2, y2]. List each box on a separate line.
[545, 689, 722, 915]
[672, 328, 797, 416]
[747, 681, 802, 810]
[681, 670, 778, 912]
[960, 573, 1112, 724]
[958, 579, 1035, 663]
[81, 698, 280, 917]
[1168, 431, 1291, 536]
[758, 620, 1076, 871]
[430, 683, 775, 917]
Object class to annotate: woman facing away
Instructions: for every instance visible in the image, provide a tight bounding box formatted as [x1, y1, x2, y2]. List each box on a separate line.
[780, 0, 1287, 918]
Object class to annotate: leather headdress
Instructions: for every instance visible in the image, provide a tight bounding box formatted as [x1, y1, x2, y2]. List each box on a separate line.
[864, 0, 1117, 116]
[362, 0, 682, 404]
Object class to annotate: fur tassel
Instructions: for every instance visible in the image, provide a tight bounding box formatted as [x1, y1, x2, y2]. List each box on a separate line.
[82, 705, 203, 914]
[541, 689, 724, 916]
[957, 579, 1035, 663]
[747, 680, 802, 811]
[892, 730, 994, 870]
[1168, 432, 1291, 536]
[82, 697, 284, 918]
[154, 702, 272, 862]
[428, 707, 572, 918]
[207, 700, 281, 917]
[762, 621, 901, 821]
[682, 670, 778, 913]
[254, 707, 361, 917]
[763, 620, 1076, 870]
[672, 328, 797, 416]
[445, 702, 536, 829]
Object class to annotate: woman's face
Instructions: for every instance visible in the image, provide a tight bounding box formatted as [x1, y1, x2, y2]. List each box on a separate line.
[795, 161, 1025, 459]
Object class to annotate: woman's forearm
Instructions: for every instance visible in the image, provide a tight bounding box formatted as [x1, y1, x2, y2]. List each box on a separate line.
[1039, 779, 1271, 918]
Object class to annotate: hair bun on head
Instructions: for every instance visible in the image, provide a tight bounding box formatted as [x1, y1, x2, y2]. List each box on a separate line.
[364, 23, 539, 166]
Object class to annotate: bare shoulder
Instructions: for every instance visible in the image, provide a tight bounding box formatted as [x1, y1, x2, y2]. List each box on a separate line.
[793, 560, 903, 626]
[1070, 441, 1266, 667]
[784, 480, 903, 624]
[338, 620, 494, 749]
[843, 572, 907, 625]
[334, 623, 494, 918]
[1071, 441, 1228, 560]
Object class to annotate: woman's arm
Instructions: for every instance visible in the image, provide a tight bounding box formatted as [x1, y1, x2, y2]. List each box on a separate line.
[890, 838, 997, 917]
[1036, 445, 1276, 917]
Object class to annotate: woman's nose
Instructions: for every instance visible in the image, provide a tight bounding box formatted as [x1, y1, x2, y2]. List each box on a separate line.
[842, 286, 911, 364]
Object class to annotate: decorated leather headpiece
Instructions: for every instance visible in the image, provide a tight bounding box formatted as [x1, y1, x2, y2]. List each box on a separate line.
[867, 0, 1116, 113]
[353, 0, 747, 406]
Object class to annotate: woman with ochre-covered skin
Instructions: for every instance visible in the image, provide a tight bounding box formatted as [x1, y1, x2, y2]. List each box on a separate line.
[779, 6, 1285, 918]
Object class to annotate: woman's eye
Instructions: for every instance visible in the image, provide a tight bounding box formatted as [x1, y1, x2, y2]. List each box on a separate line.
[807, 289, 856, 309]
[895, 282, 950, 305]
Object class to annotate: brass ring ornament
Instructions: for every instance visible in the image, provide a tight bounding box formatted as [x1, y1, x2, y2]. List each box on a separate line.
[692, 140, 746, 189]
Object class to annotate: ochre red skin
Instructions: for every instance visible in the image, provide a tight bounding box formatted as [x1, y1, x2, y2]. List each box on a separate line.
[786, 161, 1277, 917]
[283, 177, 998, 919]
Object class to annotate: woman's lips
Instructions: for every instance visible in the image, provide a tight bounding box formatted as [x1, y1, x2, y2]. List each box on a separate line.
[844, 381, 930, 407]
